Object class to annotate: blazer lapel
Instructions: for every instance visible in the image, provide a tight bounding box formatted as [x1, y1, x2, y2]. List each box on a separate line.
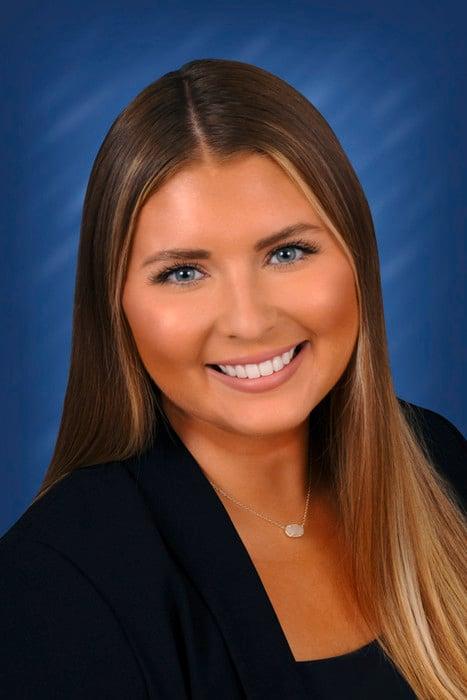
[125, 415, 308, 698]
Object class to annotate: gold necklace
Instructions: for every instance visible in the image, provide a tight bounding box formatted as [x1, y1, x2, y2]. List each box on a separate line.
[207, 461, 312, 538]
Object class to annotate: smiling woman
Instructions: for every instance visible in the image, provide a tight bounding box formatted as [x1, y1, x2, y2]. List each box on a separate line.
[122, 153, 359, 430]
[0, 58, 466, 700]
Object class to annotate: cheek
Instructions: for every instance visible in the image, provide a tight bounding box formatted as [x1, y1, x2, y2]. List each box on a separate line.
[122, 287, 206, 367]
[297, 266, 359, 338]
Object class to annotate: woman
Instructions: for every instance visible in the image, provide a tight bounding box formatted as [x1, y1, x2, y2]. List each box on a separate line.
[1, 58, 465, 699]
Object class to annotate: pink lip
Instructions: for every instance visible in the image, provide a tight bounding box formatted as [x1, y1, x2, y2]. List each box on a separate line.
[207, 341, 303, 367]
[205, 341, 309, 394]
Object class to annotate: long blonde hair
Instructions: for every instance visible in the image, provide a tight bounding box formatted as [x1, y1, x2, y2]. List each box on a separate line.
[34, 58, 466, 699]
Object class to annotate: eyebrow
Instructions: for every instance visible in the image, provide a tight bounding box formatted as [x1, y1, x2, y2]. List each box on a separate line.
[141, 222, 322, 268]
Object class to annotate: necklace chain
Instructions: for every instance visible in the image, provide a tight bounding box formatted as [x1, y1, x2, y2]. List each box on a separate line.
[207, 460, 312, 537]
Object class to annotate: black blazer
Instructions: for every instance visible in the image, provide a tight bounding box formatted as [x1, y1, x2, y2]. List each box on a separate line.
[0, 398, 465, 699]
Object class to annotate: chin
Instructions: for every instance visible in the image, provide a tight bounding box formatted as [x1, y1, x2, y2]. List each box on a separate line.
[215, 406, 311, 437]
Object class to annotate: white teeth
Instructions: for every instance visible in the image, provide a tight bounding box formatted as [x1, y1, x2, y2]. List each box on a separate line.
[218, 344, 300, 378]
[235, 365, 247, 378]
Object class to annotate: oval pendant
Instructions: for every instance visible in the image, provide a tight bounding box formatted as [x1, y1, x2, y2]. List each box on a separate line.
[284, 523, 304, 538]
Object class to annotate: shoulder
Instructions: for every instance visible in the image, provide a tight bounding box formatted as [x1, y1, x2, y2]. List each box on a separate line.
[0, 458, 163, 560]
[0, 458, 170, 579]
[0, 463, 150, 697]
[397, 396, 466, 510]
[1, 461, 138, 543]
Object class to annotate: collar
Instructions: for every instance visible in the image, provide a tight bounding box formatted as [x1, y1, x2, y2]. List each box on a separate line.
[125, 415, 308, 698]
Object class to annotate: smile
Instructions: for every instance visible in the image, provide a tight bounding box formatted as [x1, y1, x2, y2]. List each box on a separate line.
[210, 341, 306, 378]
[205, 341, 309, 394]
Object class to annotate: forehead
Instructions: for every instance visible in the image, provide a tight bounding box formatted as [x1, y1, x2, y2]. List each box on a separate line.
[135, 153, 324, 243]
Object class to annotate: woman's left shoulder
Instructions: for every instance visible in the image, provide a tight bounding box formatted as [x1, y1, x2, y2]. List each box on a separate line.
[397, 396, 466, 510]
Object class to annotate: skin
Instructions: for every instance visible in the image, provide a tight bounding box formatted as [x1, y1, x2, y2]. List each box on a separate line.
[122, 152, 360, 543]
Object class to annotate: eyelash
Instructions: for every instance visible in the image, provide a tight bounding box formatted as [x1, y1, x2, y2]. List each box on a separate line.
[148, 238, 321, 287]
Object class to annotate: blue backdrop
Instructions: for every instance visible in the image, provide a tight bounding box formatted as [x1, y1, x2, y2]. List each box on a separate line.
[1, 0, 466, 535]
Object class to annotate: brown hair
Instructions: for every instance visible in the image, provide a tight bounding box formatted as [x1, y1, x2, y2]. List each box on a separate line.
[34, 58, 466, 698]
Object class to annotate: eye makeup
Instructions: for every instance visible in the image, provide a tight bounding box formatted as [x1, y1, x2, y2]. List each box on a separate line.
[146, 238, 321, 287]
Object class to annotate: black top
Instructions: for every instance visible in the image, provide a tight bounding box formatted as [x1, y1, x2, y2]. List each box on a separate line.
[296, 639, 416, 698]
[0, 397, 465, 699]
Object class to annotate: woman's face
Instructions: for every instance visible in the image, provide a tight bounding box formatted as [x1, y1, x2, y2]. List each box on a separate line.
[122, 153, 359, 437]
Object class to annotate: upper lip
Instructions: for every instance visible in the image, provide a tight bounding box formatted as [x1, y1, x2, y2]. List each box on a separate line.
[207, 341, 305, 367]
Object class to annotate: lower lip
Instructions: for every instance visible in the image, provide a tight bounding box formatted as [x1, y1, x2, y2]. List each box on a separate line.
[205, 342, 309, 394]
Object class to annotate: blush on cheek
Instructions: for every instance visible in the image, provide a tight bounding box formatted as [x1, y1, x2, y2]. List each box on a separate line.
[133, 315, 204, 380]
[309, 273, 358, 334]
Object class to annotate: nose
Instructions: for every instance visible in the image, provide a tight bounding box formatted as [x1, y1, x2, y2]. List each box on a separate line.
[215, 274, 278, 339]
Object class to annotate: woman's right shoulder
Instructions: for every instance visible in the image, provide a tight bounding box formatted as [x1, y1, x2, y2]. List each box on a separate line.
[1, 460, 143, 549]
[0, 459, 170, 589]
[0, 461, 171, 698]
[0, 462, 155, 698]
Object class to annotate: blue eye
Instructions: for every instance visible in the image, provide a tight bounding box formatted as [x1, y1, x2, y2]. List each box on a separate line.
[269, 244, 307, 265]
[149, 239, 320, 287]
[161, 267, 203, 285]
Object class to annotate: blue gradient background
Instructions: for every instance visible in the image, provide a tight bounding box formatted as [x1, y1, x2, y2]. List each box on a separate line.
[1, 1, 466, 535]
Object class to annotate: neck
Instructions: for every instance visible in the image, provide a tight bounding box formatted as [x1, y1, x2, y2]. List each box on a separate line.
[160, 402, 325, 520]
